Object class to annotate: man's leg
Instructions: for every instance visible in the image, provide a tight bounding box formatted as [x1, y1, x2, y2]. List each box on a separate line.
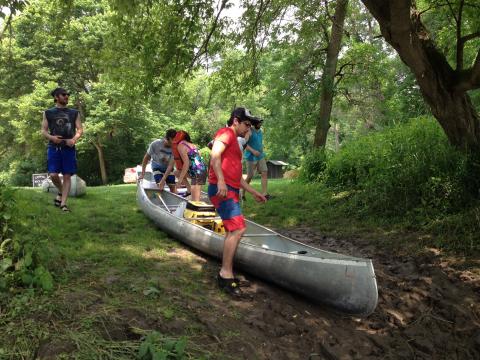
[49, 173, 63, 205]
[165, 174, 177, 193]
[50, 173, 63, 192]
[219, 228, 246, 279]
[242, 161, 256, 199]
[261, 170, 268, 195]
[258, 158, 269, 196]
[47, 146, 63, 201]
[59, 147, 77, 208]
[61, 174, 71, 206]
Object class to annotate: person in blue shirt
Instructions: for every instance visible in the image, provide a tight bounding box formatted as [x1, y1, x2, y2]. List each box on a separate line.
[242, 118, 272, 200]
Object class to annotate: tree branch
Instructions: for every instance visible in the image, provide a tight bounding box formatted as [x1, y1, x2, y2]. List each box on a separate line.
[189, 0, 228, 69]
[453, 50, 480, 92]
[460, 31, 480, 44]
[0, 12, 13, 42]
[445, 0, 459, 23]
[455, 0, 464, 71]
[471, 50, 480, 86]
[335, 62, 354, 77]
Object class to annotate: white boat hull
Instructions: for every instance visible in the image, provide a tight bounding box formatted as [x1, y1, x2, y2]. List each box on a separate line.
[41, 175, 86, 197]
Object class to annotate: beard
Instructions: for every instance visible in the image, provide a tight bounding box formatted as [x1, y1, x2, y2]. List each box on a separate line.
[57, 98, 68, 106]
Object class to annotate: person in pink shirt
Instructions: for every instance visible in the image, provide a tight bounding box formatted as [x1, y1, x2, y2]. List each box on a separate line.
[208, 107, 267, 296]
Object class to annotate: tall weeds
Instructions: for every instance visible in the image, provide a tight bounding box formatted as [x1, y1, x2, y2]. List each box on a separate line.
[300, 117, 479, 251]
[0, 183, 53, 292]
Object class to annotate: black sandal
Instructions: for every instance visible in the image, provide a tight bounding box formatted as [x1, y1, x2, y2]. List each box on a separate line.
[54, 193, 62, 207]
[60, 205, 70, 212]
[217, 274, 242, 296]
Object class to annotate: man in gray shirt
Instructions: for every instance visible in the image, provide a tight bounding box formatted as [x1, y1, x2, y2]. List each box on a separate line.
[139, 129, 177, 192]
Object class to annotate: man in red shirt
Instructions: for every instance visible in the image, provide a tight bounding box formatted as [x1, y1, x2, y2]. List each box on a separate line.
[208, 107, 267, 296]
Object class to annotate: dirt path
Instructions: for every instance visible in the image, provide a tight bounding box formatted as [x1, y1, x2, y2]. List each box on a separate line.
[195, 227, 480, 359]
[35, 227, 480, 359]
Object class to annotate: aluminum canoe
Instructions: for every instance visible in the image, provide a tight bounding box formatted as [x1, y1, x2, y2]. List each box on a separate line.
[42, 175, 86, 197]
[137, 181, 378, 316]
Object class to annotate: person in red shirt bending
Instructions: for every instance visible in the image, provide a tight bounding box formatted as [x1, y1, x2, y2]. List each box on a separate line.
[208, 107, 267, 296]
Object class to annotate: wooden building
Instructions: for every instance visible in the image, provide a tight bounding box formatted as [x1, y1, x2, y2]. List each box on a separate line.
[266, 160, 289, 179]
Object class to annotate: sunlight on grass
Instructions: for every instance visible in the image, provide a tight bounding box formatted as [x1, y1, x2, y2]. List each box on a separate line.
[120, 244, 146, 257]
[331, 191, 351, 200]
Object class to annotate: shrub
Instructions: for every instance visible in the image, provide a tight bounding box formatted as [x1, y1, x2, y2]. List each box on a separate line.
[323, 117, 471, 216]
[198, 146, 211, 167]
[0, 183, 53, 292]
[299, 148, 328, 183]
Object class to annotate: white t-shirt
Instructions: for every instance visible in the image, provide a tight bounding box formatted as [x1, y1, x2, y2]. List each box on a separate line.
[147, 138, 172, 171]
[237, 137, 247, 151]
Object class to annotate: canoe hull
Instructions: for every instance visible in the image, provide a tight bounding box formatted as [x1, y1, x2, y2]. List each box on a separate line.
[137, 183, 378, 316]
[42, 175, 87, 197]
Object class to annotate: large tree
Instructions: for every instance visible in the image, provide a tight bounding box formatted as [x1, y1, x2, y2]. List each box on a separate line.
[314, 0, 348, 147]
[361, 0, 480, 153]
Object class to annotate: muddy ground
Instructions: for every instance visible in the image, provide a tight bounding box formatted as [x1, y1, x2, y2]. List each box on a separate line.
[194, 227, 480, 359]
[37, 227, 480, 359]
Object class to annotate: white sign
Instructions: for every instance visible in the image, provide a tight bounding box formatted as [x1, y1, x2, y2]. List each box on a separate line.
[32, 173, 48, 187]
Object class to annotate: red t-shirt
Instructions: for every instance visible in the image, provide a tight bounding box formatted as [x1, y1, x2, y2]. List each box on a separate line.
[208, 127, 242, 189]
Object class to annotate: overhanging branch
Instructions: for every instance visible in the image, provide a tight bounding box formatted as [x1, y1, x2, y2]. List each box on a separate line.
[455, 0, 465, 71]
[0, 13, 13, 42]
[453, 50, 480, 92]
[188, 0, 228, 69]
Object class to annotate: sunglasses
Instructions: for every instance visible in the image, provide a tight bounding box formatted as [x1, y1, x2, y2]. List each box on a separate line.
[59, 93, 70, 97]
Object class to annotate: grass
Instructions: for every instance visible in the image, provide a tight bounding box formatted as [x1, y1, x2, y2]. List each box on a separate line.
[0, 179, 478, 358]
[242, 178, 480, 254]
[1, 185, 223, 359]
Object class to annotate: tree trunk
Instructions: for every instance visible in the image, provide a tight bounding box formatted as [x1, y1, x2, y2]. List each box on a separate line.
[361, 0, 480, 153]
[333, 122, 340, 151]
[93, 141, 108, 185]
[313, 0, 349, 148]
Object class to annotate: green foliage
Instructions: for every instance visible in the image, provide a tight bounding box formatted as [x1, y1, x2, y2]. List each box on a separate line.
[299, 148, 327, 183]
[138, 332, 187, 360]
[0, 183, 53, 292]
[322, 117, 472, 216]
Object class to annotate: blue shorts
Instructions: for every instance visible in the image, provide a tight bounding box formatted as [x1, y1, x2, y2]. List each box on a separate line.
[152, 166, 175, 185]
[47, 146, 77, 175]
[208, 184, 245, 231]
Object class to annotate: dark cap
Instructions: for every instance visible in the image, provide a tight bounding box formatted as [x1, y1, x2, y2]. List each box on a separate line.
[230, 107, 255, 123]
[251, 116, 263, 125]
[50, 87, 69, 97]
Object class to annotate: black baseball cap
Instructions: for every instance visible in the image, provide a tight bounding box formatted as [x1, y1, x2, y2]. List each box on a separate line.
[230, 107, 255, 123]
[251, 116, 263, 125]
[50, 87, 69, 97]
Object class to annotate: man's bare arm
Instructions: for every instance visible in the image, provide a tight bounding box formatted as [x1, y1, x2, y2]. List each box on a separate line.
[66, 113, 83, 146]
[139, 153, 152, 179]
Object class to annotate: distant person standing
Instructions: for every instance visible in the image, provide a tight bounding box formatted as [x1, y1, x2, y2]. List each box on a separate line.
[41, 87, 83, 212]
[242, 118, 271, 200]
[209, 107, 266, 296]
[139, 129, 177, 192]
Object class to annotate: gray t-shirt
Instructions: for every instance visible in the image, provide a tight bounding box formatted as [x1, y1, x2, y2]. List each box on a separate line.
[147, 139, 172, 171]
